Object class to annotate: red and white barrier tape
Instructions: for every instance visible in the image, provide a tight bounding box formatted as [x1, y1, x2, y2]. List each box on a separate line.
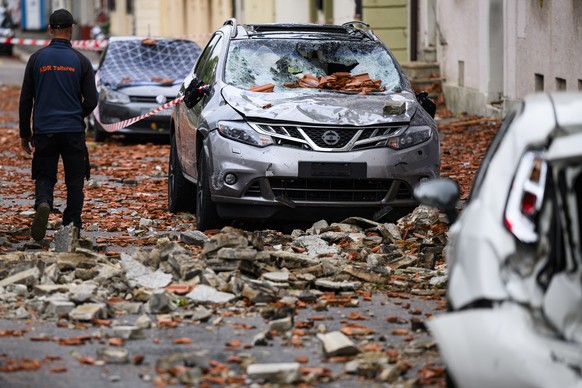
[100, 96, 184, 133]
[0, 37, 108, 50]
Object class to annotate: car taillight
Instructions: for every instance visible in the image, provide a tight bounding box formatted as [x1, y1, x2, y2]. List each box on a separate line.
[521, 192, 537, 217]
[504, 150, 547, 244]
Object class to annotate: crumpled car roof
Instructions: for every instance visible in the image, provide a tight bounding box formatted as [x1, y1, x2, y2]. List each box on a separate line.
[98, 37, 201, 89]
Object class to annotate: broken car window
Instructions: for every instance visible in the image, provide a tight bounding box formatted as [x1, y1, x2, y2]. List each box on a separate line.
[225, 39, 402, 93]
[99, 39, 202, 89]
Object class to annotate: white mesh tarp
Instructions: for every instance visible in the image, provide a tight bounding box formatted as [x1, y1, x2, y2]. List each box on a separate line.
[99, 38, 201, 89]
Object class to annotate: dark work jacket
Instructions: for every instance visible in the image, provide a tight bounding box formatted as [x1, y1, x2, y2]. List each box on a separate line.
[19, 38, 98, 138]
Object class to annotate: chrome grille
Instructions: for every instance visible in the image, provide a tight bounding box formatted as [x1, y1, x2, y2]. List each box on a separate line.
[250, 122, 404, 151]
[130, 95, 174, 103]
[269, 178, 392, 202]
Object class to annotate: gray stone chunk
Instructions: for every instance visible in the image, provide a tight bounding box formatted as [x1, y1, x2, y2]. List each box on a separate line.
[167, 253, 203, 281]
[111, 325, 145, 340]
[134, 314, 153, 329]
[97, 347, 129, 364]
[69, 282, 98, 303]
[34, 284, 71, 295]
[45, 299, 75, 318]
[54, 224, 79, 253]
[268, 317, 293, 333]
[296, 236, 338, 256]
[111, 301, 143, 315]
[315, 279, 361, 291]
[180, 230, 209, 246]
[202, 233, 249, 256]
[0, 267, 41, 288]
[380, 223, 402, 242]
[185, 285, 235, 305]
[94, 263, 122, 283]
[317, 331, 361, 357]
[262, 271, 289, 283]
[215, 247, 257, 260]
[387, 255, 419, 270]
[147, 290, 176, 314]
[121, 253, 173, 289]
[69, 302, 107, 321]
[247, 362, 301, 384]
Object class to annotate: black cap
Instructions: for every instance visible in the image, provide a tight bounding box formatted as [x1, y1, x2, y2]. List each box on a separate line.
[49, 9, 76, 28]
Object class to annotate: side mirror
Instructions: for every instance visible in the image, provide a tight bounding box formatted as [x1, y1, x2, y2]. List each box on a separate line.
[183, 78, 209, 109]
[417, 91, 436, 119]
[414, 178, 460, 223]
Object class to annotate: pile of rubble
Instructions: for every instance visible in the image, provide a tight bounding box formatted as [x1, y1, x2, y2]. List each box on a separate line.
[285, 72, 386, 94]
[249, 72, 386, 94]
[0, 206, 448, 385]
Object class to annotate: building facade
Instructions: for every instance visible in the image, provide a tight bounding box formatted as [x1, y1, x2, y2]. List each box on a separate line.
[434, 0, 582, 116]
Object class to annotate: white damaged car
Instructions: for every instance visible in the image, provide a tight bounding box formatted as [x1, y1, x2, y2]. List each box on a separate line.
[415, 92, 582, 387]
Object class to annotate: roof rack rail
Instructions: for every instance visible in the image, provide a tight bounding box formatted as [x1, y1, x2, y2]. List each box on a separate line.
[342, 21, 370, 28]
[223, 18, 238, 38]
[341, 20, 376, 41]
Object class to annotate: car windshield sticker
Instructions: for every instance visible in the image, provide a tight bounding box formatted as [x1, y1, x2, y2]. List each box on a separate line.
[99, 39, 201, 89]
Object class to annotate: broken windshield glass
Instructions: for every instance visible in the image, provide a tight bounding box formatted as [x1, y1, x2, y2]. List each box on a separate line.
[225, 39, 402, 93]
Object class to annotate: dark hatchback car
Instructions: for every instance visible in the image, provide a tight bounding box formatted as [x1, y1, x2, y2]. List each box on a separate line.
[169, 20, 439, 230]
[91, 37, 201, 141]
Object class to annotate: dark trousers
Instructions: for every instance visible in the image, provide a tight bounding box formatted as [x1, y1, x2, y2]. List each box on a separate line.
[32, 132, 89, 229]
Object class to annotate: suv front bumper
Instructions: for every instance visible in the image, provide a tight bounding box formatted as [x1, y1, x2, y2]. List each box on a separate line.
[205, 130, 439, 221]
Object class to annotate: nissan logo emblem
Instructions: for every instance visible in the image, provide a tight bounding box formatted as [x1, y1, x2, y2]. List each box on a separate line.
[156, 95, 168, 104]
[322, 130, 340, 146]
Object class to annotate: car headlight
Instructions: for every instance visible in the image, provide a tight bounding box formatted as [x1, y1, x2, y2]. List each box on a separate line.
[0, 28, 14, 38]
[218, 121, 273, 147]
[100, 87, 131, 104]
[387, 109, 433, 149]
[387, 126, 432, 149]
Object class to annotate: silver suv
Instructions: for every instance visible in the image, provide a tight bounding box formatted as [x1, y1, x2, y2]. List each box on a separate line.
[169, 19, 439, 230]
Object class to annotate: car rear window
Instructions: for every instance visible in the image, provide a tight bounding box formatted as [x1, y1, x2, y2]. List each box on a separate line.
[98, 39, 201, 89]
[225, 39, 402, 93]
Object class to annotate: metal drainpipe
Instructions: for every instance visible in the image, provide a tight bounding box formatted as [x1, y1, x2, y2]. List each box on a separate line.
[410, 0, 418, 61]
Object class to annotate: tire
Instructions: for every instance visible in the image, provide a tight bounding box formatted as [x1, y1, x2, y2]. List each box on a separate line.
[0, 43, 13, 56]
[93, 121, 109, 142]
[168, 134, 196, 213]
[196, 151, 221, 231]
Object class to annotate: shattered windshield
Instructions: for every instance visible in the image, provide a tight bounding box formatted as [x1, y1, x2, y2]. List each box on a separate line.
[99, 39, 201, 89]
[225, 39, 402, 94]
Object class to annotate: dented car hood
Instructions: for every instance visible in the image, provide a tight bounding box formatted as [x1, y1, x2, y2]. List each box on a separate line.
[221, 85, 416, 125]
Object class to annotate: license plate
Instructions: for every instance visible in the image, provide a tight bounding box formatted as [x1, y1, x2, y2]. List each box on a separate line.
[142, 108, 171, 116]
[298, 162, 367, 178]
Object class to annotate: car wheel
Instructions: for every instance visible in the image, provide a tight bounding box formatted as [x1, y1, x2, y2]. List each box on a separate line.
[168, 134, 195, 213]
[196, 151, 221, 231]
[0, 43, 13, 56]
[93, 121, 109, 142]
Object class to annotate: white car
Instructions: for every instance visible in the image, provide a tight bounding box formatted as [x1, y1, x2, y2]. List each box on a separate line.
[415, 92, 582, 387]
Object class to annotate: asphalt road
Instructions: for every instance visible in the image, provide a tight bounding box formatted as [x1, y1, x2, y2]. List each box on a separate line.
[0, 291, 444, 387]
[0, 54, 25, 86]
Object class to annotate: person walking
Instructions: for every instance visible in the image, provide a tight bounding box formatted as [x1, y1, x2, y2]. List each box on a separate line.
[19, 9, 98, 241]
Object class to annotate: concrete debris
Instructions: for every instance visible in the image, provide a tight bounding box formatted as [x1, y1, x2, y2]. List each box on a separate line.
[97, 347, 130, 364]
[246, 362, 301, 384]
[69, 302, 107, 321]
[110, 325, 145, 340]
[53, 224, 79, 253]
[317, 331, 361, 357]
[0, 206, 449, 385]
[185, 284, 236, 304]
